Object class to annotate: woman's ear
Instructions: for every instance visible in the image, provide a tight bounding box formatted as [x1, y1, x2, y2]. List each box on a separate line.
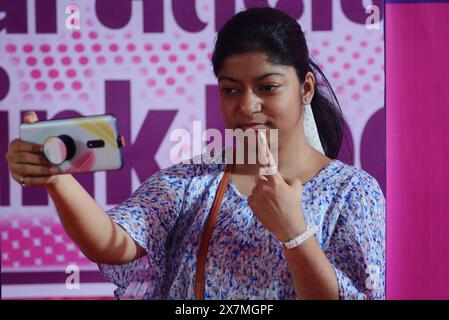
[302, 71, 316, 104]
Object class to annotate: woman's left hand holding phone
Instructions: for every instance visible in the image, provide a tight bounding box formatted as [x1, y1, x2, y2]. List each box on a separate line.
[5, 111, 65, 188]
[5, 111, 146, 264]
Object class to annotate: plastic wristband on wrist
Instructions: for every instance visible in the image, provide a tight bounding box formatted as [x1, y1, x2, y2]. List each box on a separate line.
[279, 225, 319, 250]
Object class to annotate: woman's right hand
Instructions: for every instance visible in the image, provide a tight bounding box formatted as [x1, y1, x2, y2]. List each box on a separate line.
[5, 111, 63, 187]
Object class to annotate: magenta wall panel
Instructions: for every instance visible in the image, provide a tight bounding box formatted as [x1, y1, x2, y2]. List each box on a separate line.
[386, 1, 449, 299]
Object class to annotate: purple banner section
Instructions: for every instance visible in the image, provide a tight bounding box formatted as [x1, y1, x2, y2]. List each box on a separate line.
[0, 0, 385, 34]
[386, 2, 449, 299]
[0, 111, 10, 205]
[2, 271, 106, 285]
[361, 108, 386, 193]
[105, 80, 178, 203]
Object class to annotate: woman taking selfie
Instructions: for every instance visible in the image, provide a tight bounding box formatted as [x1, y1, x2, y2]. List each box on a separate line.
[5, 7, 385, 300]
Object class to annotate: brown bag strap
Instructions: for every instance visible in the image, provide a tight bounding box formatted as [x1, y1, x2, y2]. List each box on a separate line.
[195, 163, 234, 300]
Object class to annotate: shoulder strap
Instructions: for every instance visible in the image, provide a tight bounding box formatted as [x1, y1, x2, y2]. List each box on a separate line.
[195, 163, 234, 300]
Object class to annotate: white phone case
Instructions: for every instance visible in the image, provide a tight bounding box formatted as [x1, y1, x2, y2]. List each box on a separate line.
[20, 114, 124, 174]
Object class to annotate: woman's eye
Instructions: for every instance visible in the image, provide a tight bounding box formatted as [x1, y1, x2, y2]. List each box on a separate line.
[260, 85, 279, 92]
[221, 88, 238, 95]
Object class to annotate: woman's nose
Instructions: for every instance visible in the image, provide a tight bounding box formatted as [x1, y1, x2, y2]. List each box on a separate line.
[238, 91, 261, 116]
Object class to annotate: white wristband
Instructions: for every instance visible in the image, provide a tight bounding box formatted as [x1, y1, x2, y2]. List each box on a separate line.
[279, 225, 319, 250]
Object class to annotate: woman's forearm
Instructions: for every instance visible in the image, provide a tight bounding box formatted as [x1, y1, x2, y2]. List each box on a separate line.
[46, 174, 145, 264]
[283, 237, 339, 300]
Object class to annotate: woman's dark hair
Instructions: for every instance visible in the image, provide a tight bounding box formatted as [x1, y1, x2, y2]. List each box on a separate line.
[211, 7, 343, 159]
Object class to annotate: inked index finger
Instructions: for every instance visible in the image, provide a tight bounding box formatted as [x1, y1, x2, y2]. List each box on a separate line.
[258, 131, 278, 176]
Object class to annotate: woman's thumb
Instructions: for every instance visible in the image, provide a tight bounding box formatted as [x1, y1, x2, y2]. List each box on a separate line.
[23, 111, 39, 124]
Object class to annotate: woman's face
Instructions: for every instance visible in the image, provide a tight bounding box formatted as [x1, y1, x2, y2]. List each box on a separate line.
[217, 51, 307, 150]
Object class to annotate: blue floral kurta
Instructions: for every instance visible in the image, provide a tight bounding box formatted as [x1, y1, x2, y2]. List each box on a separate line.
[98, 151, 386, 300]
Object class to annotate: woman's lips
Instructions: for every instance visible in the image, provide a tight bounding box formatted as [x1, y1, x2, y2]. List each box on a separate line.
[237, 123, 268, 131]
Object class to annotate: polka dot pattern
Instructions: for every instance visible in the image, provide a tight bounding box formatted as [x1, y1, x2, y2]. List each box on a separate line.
[308, 32, 384, 110]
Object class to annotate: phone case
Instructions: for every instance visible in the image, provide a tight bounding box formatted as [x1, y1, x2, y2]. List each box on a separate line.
[20, 114, 124, 174]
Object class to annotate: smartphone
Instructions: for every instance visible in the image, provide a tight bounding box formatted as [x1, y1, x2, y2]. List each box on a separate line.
[20, 114, 124, 174]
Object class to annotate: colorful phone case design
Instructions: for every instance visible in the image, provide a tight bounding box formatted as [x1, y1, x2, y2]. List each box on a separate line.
[20, 115, 124, 174]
